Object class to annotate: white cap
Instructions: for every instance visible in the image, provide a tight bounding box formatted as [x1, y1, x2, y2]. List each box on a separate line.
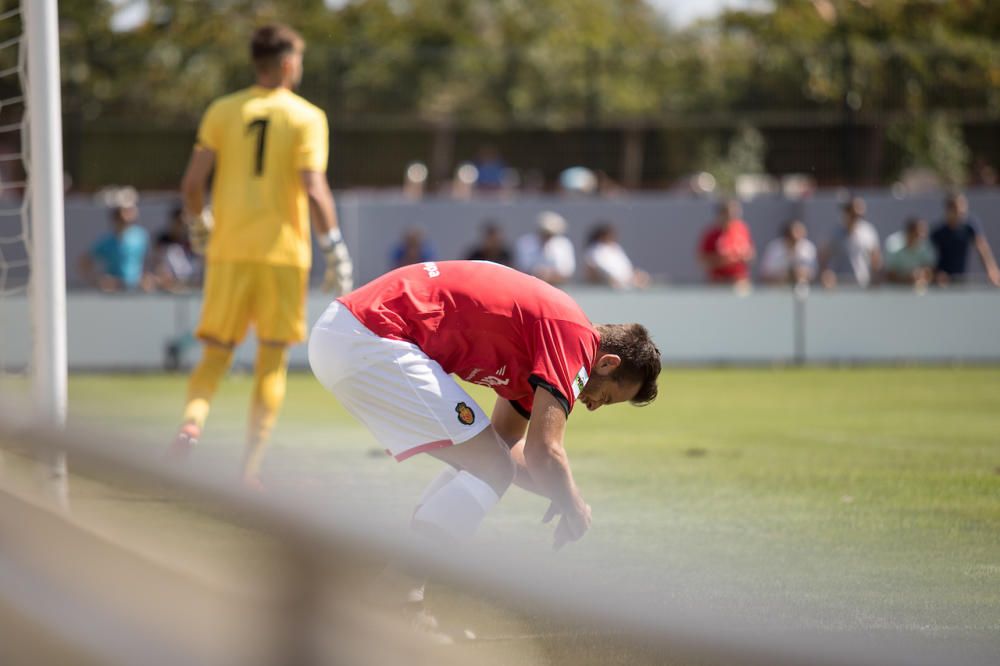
[99, 185, 139, 210]
[537, 211, 567, 235]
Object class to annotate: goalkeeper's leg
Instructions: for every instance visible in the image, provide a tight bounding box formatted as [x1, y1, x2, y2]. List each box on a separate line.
[170, 341, 234, 458]
[242, 341, 289, 486]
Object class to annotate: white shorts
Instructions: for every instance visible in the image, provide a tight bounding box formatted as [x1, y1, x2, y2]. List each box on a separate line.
[308, 300, 490, 461]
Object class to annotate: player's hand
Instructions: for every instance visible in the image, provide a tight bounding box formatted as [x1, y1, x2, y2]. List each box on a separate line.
[988, 266, 1000, 288]
[184, 208, 213, 256]
[320, 229, 353, 295]
[820, 269, 837, 290]
[544, 499, 591, 550]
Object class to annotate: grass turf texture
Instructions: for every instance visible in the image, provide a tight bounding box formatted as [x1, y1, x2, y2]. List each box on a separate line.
[6, 367, 1000, 659]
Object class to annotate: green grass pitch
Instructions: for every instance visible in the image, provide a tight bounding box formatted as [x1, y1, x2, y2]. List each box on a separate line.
[11, 366, 1000, 655]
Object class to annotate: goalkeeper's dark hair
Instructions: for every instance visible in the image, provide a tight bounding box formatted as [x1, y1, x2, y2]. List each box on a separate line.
[251, 24, 304, 70]
[595, 323, 661, 406]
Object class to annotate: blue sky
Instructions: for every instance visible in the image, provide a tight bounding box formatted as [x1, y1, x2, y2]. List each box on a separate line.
[111, 0, 766, 32]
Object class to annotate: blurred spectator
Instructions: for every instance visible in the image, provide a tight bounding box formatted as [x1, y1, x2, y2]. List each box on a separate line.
[451, 162, 478, 200]
[465, 221, 512, 266]
[559, 166, 598, 195]
[78, 187, 149, 292]
[819, 196, 881, 288]
[930, 192, 1000, 287]
[970, 157, 997, 187]
[698, 199, 755, 286]
[582, 223, 650, 289]
[759, 219, 817, 286]
[473, 145, 506, 191]
[390, 226, 436, 269]
[146, 204, 199, 292]
[514, 211, 576, 285]
[403, 161, 428, 200]
[884, 217, 936, 288]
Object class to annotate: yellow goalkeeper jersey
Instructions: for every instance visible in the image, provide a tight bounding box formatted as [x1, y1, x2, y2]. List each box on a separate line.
[196, 85, 328, 268]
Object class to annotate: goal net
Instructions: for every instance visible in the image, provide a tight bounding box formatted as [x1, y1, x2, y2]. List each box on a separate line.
[0, 5, 30, 376]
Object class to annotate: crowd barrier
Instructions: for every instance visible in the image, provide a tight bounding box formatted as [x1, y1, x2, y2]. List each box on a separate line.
[3, 287, 999, 371]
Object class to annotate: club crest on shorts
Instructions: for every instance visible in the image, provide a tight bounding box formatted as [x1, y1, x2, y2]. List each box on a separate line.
[455, 402, 475, 426]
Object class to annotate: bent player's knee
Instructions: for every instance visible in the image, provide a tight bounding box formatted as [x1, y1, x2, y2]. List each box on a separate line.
[476, 431, 516, 495]
[431, 428, 514, 496]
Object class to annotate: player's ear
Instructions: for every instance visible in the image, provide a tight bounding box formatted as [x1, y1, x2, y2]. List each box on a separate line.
[594, 353, 622, 375]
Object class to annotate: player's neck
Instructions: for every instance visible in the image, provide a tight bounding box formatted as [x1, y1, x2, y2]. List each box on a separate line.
[254, 74, 291, 91]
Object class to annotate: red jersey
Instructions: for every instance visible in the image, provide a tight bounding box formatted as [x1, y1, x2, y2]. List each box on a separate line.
[340, 261, 599, 416]
[700, 220, 754, 281]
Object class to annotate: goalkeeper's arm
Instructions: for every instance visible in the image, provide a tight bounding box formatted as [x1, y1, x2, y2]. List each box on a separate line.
[180, 146, 216, 255]
[302, 170, 353, 294]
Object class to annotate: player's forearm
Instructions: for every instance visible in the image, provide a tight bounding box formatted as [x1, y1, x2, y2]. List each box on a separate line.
[524, 440, 584, 511]
[179, 147, 213, 216]
[180, 182, 205, 217]
[977, 239, 999, 273]
[509, 439, 552, 498]
[307, 187, 337, 236]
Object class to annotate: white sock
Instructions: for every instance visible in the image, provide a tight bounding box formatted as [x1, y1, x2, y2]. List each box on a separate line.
[403, 466, 462, 603]
[411, 470, 501, 542]
[415, 466, 459, 509]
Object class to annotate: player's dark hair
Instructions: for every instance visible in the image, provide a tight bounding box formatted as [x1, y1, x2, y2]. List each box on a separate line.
[596, 323, 661, 406]
[251, 24, 304, 70]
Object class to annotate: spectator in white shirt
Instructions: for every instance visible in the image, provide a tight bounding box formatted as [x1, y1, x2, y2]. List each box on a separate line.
[759, 219, 817, 286]
[583, 223, 650, 289]
[820, 196, 882, 288]
[514, 211, 576, 285]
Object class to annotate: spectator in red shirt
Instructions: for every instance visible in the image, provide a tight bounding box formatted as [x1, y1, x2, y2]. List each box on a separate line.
[699, 199, 755, 286]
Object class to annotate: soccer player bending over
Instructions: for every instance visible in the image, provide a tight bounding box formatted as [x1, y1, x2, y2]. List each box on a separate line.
[170, 24, 353, 485]
[309, 260, 660, 615]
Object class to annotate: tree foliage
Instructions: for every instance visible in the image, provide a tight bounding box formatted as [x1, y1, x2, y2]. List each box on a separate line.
[63, 0, 999, 130]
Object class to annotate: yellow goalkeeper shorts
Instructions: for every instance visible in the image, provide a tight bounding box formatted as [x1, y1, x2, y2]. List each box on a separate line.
[196, 261, 310, 345]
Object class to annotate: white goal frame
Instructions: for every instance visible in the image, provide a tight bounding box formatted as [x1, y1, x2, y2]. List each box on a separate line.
[24, 0, 67, 429]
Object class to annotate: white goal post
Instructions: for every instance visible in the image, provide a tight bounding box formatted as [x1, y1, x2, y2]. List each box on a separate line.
[14, 0, 68, 503]
[24, 0, 67, 429]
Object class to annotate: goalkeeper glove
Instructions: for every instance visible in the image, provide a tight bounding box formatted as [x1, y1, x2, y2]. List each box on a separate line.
[184, 208, 213, 256]
[319, 228, 353, 294]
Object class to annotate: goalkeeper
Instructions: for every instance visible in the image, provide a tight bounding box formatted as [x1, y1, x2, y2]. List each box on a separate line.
[170, 24, 352, 486]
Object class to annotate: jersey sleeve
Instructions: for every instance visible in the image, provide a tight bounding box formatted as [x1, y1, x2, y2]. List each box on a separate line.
[195, 100, 224, 152]
[525, 319, 597, 416]
[296, 111, 329, 172]
[90, 235, 111, 259]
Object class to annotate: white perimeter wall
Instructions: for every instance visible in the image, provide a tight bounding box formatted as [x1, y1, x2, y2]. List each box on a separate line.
[2, 288, 999, 371]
